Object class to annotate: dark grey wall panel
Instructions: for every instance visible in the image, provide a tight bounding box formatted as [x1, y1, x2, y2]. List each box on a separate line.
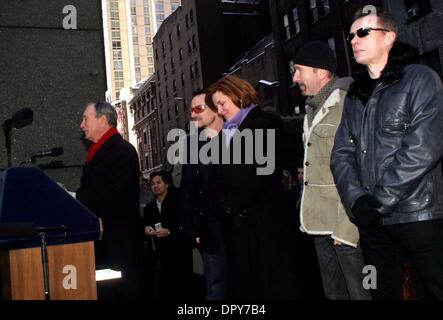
[0, 0, 106, 190]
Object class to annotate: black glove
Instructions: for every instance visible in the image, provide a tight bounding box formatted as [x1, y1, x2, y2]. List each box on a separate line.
[216, 205, 251, 228]
[232, 210, 251, 228]
[351, 195, 383, 228]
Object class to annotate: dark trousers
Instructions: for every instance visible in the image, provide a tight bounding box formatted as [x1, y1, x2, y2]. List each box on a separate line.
[202, 252, 227, 300]
[314, 235, 371, 300]
[359, 219, 443, 300]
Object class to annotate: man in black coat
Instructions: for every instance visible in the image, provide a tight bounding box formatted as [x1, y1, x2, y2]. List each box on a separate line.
[76, 101, 145, 299]
[180, 90, 227, 299]
[331, 9, 443, 299]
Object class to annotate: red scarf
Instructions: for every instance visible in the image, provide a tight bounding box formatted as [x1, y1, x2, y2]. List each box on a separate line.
[86, 127, 119, 164]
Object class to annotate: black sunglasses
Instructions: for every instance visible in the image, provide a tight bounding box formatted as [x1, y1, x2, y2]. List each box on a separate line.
[347, 27, 390, 42]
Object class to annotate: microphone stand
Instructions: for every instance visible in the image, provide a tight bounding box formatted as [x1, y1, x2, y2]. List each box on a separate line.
[35, 225, 67, 300]
[37, 230, 51, 300]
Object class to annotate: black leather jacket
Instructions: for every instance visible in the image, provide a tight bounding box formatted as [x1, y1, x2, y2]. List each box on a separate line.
[331, 42, 443, 225]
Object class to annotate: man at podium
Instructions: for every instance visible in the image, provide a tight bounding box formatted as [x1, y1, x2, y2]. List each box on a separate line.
[76, 101, 145, 299]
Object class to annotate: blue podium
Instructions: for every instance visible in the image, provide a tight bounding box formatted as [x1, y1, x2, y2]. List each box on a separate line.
[0, 167, 100, 300]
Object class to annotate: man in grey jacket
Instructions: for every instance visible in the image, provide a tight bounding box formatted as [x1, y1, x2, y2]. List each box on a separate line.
[331, 8, 443, 299]
[293, 41, 370, 300]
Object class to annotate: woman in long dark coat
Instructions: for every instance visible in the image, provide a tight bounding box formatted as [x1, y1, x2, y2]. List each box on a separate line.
[206, 75, 301, 299]
[143, 171, 193, 299]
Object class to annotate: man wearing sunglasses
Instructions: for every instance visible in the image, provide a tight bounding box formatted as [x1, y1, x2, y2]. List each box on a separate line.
[331, 8, 443, 299]
[293, 41, 370, 300]
[180, 90, 227, 299]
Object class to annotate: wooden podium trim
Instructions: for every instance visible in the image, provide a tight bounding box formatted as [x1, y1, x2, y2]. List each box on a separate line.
[1, 241, 97, 300]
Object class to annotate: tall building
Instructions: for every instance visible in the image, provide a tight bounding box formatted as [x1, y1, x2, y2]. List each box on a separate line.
[383, 0, 442, 79]
[103, 0, 181, 102]
[151, 0, 270, 170]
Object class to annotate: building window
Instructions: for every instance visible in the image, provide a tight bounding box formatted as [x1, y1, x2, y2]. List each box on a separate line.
[320, 0, 330, 16]
[181, 73, 185, 86]
[113, 60, 123, 70]
[404, 0, 431, 22]
[190, 9, 194, 24]
[168, 33, 173, 48]
[113, 50, 122, 60]
[135, 67, 141, 82]
[114, 70, 124, 80]
[161, 41, 165, 55]
[308, 0, 319, 23]
[112, 41, 121, 49]
[173, 80, 177, 93]
[187, 40, 192, 53]
[283, 14, 291, 39]
[167, 108, 171, 121]
[115, 81, 124, 93]
[166, 86, 169, 98]
[160, 113, 164, 125]
[185, 14, 189, 28]
[179, 48, 184, 61]
[157, 71, 160, 82]
[110, 1, 119, 10]
[163, 64, 167, 76]
[157, 14, 165, 23]
[175, 103, 179, 116]
[190, 65, 195, 79]
[110, 11, 119, 20]
[111, 21, 120, 30]
[171, 57, 175, 70]
[171, 3, 180, 12]
[288, 60, 295, 85]
[292, 8, 301, 35]
[194, 61, 199, 76]
[156, 3, 164, 12]
[328, 38, 336, 57]
[143, 130, 147, 144]
[176, 24, 181, 37]
[192, 35, 197, 49]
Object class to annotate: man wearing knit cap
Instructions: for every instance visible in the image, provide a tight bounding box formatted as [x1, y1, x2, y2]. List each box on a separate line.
[293, 41, 371, 300]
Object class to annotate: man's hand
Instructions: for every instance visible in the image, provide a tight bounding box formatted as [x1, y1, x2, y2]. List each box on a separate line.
[351, 195, 383, 228]
[145, 226, 155, 236]
[154, 228, 171, 238]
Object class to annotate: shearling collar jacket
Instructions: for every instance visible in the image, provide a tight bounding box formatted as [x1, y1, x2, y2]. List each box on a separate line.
[300, 77, 360, 247]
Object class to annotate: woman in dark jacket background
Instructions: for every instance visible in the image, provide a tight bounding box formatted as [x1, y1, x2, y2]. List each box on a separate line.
[206, 75, 301, 299]
[143, 170, 193, 299]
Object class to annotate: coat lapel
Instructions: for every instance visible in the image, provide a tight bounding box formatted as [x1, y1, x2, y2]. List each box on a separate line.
[305, 89, 341, 143]
[82, 134, 121, 175]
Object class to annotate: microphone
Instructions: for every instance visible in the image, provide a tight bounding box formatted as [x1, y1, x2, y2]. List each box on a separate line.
[11, 107, 34, 129]
[0, 222, 67, 238]
[32, 147, 64, 159]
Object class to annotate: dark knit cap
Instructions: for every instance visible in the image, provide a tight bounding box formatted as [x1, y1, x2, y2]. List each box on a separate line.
[294, 41, 337, 73]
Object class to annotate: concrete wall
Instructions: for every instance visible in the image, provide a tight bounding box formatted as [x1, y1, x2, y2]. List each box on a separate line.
[0, 0, 107, 190]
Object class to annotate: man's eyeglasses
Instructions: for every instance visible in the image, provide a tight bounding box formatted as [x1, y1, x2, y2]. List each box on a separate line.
[347, 27, 390, 42]
[190, 104, 208, 114]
